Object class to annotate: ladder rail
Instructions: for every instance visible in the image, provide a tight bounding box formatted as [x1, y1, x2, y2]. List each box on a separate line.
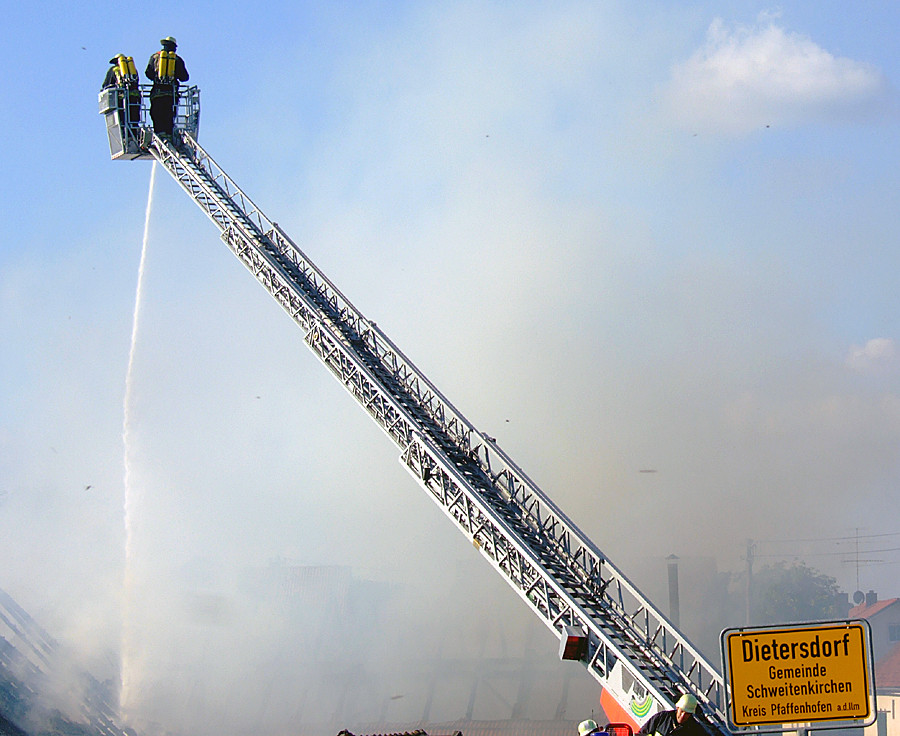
[148, 130, 729, 732]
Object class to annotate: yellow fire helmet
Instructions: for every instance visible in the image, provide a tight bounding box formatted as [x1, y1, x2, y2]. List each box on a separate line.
[676, 693, 698, 713]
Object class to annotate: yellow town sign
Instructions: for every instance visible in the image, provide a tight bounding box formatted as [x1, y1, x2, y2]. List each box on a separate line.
[722, 621, 874, 729]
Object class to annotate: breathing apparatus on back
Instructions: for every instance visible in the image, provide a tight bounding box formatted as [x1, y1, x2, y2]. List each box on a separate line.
[156, 50, 178, 83]
[112, 55, 139, 89]
[155, 36, 179, 84]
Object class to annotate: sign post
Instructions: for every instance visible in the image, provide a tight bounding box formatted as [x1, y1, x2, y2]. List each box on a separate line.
[722, 620, 875, 732]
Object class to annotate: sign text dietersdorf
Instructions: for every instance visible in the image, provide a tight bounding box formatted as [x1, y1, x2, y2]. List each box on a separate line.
[723, 621, 872, 728]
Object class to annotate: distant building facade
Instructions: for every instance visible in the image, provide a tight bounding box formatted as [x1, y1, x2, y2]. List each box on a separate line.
[851, 592, 900, 736]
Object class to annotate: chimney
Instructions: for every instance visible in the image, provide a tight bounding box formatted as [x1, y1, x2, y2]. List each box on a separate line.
[667, 554, 680, 627]
[834, 592, 851, 619]
[866, 590, 878, 607]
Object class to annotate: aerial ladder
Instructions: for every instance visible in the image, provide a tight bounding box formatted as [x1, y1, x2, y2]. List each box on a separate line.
[100, 86, 731, 736]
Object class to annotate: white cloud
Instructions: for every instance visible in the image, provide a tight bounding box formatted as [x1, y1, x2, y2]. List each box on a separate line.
[846, 337, 899, 373]
[665, 18, 890, 135]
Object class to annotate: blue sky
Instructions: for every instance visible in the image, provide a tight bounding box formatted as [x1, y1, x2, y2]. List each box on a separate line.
[2, 1, 899, 733]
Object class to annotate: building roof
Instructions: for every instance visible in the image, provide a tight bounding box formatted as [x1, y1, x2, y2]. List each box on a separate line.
[340, 723, 585, 736]
[337, 716, 604, 736]
[846, 597, 900, 689]
[875, 642, 900, 689]
[849, 597, 900, 620]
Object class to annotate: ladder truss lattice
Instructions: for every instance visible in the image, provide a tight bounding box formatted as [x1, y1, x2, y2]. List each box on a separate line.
[146, 126, 729, 736]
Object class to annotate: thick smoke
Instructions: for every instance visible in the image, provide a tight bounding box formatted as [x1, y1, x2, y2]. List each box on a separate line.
[2, 5, 898, 736]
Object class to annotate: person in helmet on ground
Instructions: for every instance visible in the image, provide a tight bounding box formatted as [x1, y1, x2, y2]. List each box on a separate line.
[637, 694, 704, 736]
[145, 37, 189, 138]
[578, 719, 606, 736]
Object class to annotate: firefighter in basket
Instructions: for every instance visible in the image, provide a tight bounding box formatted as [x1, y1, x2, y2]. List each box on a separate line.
[145, 36, 189, 139]
[102, 54, 141, 135]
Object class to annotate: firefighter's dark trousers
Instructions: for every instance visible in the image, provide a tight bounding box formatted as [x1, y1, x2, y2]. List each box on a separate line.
[150, 94, 176, 135]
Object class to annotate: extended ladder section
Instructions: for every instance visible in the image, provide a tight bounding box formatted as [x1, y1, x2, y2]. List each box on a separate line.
[138, 120, 729, 735]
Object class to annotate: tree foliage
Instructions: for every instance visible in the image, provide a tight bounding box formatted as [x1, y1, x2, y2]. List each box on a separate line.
[751, 561, 841, 625]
